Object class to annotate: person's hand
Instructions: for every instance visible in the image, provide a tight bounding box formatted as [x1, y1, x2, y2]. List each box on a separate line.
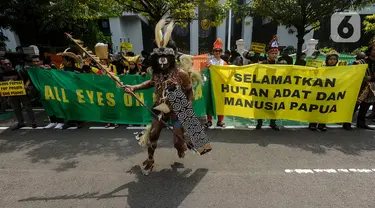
[141, 72, 146, 76]
[206, 63, 211, 68]
[24, 85, 29, 89]
[122, 85, 135, 93]
[366, 76, 371, 81]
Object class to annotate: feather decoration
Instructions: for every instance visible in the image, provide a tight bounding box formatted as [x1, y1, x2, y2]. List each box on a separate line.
[155, 19, 166, 48]
[163, 20, 174, 48]
[63, 32, 122, 86]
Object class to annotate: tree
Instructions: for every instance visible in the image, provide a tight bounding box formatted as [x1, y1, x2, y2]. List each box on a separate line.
[117, 0, 229, 26]
[363, 14, 375, 36]
[230, 0, 374, 58]
[0, 0, 120, 47]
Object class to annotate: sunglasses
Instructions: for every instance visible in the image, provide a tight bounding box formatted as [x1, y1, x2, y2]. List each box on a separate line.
[213, 50, 222, 52]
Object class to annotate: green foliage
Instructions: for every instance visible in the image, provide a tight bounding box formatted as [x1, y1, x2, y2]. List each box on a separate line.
[351, 46, 369, 55]
[319, 47, 335, 54]
[0, 32, 8, 49]
[364, 14, 375, 34]
[0, 0, 117, 47]
[117, 0, 229, 26]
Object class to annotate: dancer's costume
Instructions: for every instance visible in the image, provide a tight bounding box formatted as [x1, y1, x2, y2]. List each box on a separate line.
[133, 19, 212, 175]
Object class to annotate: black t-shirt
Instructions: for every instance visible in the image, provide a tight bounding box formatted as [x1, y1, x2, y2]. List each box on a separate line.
[1, 70, 21, 81]
[278, 55, 293, 65]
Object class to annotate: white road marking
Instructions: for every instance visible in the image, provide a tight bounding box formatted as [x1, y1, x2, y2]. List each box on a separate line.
[89, 127, 115, 130]
[127, 126, 147, 130]
[0, 127, 9, 130]
[286, 168, 375, 174]
[20, 127, 45, 130]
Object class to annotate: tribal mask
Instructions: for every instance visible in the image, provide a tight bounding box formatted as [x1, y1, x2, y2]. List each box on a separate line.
[150, 19, 176, 73]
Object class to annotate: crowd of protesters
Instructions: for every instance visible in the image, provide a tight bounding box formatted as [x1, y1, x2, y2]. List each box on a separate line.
[1, 42, 375, 132]
[0, 49, 153, 130]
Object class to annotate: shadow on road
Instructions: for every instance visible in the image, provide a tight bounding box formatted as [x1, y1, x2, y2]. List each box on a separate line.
[209, 128, 375, 155]
[18, 163, 208, 208]
[0, 129, 175, 169]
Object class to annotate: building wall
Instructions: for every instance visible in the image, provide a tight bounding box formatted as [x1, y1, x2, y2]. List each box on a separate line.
[276, 26, 314, 50]
[109, 16, 144, 54]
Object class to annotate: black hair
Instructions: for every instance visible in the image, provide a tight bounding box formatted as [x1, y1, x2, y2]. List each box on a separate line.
[31, 55, 40, 59]
[366, 45, 374, 56]
[225, 50, 231, 55]
[43, 56, 52, 65]
[301, 52, 306, 56]
[126, 51, 135, 56]
[82, 65, 92, 73]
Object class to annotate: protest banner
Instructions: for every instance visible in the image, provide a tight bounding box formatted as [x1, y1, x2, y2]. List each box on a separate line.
[209, 64, 367, 123]
[28, 68, 207, 124]
[306, 58, 324, 68]
[250, 42, 266, 54]
[0, 80, 26, 96]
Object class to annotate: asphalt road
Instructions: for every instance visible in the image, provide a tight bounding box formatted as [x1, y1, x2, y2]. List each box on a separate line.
[1, 112, 375, 208]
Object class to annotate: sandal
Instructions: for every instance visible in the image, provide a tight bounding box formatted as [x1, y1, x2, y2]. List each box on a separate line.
[204, 121, 212, 129]
[114, 124, 119, 128]
[105, 123, 111, 128]
[217, 121, 226, 128]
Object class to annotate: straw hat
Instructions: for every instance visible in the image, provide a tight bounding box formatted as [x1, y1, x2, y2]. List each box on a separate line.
[57, 48, 79, 61]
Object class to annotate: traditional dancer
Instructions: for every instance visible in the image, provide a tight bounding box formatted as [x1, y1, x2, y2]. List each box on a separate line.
[205, 38, 226, 128]
[123, 19, 212, 175]
[257, 35, 280, 131]
[343, 41, 375, 130]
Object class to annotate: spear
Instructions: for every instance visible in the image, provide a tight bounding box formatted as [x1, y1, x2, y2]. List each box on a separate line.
[63, 32, 198, 153]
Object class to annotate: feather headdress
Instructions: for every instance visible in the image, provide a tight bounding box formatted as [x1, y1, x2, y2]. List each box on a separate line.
[179, 55, 203, 86]
[152, 18, 176, 56]
[56, 48, 80, 61]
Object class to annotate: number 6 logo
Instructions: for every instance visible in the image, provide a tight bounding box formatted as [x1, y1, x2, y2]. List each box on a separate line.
[331, 12, 361, 43]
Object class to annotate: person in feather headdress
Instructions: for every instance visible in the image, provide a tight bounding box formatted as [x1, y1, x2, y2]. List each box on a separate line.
[123, 19, 212, 175]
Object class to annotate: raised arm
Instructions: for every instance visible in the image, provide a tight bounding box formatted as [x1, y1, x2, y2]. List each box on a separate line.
[178, 69, 194, 103]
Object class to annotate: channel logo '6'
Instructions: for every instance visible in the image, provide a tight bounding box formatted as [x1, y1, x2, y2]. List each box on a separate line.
[331, 12, 361, 43]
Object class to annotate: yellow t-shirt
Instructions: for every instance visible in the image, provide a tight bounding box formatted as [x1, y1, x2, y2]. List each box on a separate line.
[109, 64, 117, 74]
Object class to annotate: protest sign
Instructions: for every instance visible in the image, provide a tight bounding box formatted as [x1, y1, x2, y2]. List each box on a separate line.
[28, 68, 207, 124]
[306, 58, 324, 68]
[250, 42, 266, 54]
[209, 64, 367, 123]
[0, 80, 26, 96]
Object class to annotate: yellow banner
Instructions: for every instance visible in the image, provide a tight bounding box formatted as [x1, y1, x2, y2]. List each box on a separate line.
[210, 64, 367, 123]
[0, 80, 26, 96]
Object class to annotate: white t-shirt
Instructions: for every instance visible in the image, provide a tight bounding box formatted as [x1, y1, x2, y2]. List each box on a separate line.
[210, 58, 225, 66]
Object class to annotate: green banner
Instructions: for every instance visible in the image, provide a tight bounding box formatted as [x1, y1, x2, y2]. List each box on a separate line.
[28, 68, 209, 124]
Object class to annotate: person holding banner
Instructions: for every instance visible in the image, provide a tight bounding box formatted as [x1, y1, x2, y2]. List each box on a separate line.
[256, 36, 281, 131]
[308, 51, 339, 131]
[1, 59, 37, 130]
[343, 42, 375, 130]
[205, 38, 226, 128]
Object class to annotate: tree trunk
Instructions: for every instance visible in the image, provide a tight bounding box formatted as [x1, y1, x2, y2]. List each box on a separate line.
[296, 28, 305, 60]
